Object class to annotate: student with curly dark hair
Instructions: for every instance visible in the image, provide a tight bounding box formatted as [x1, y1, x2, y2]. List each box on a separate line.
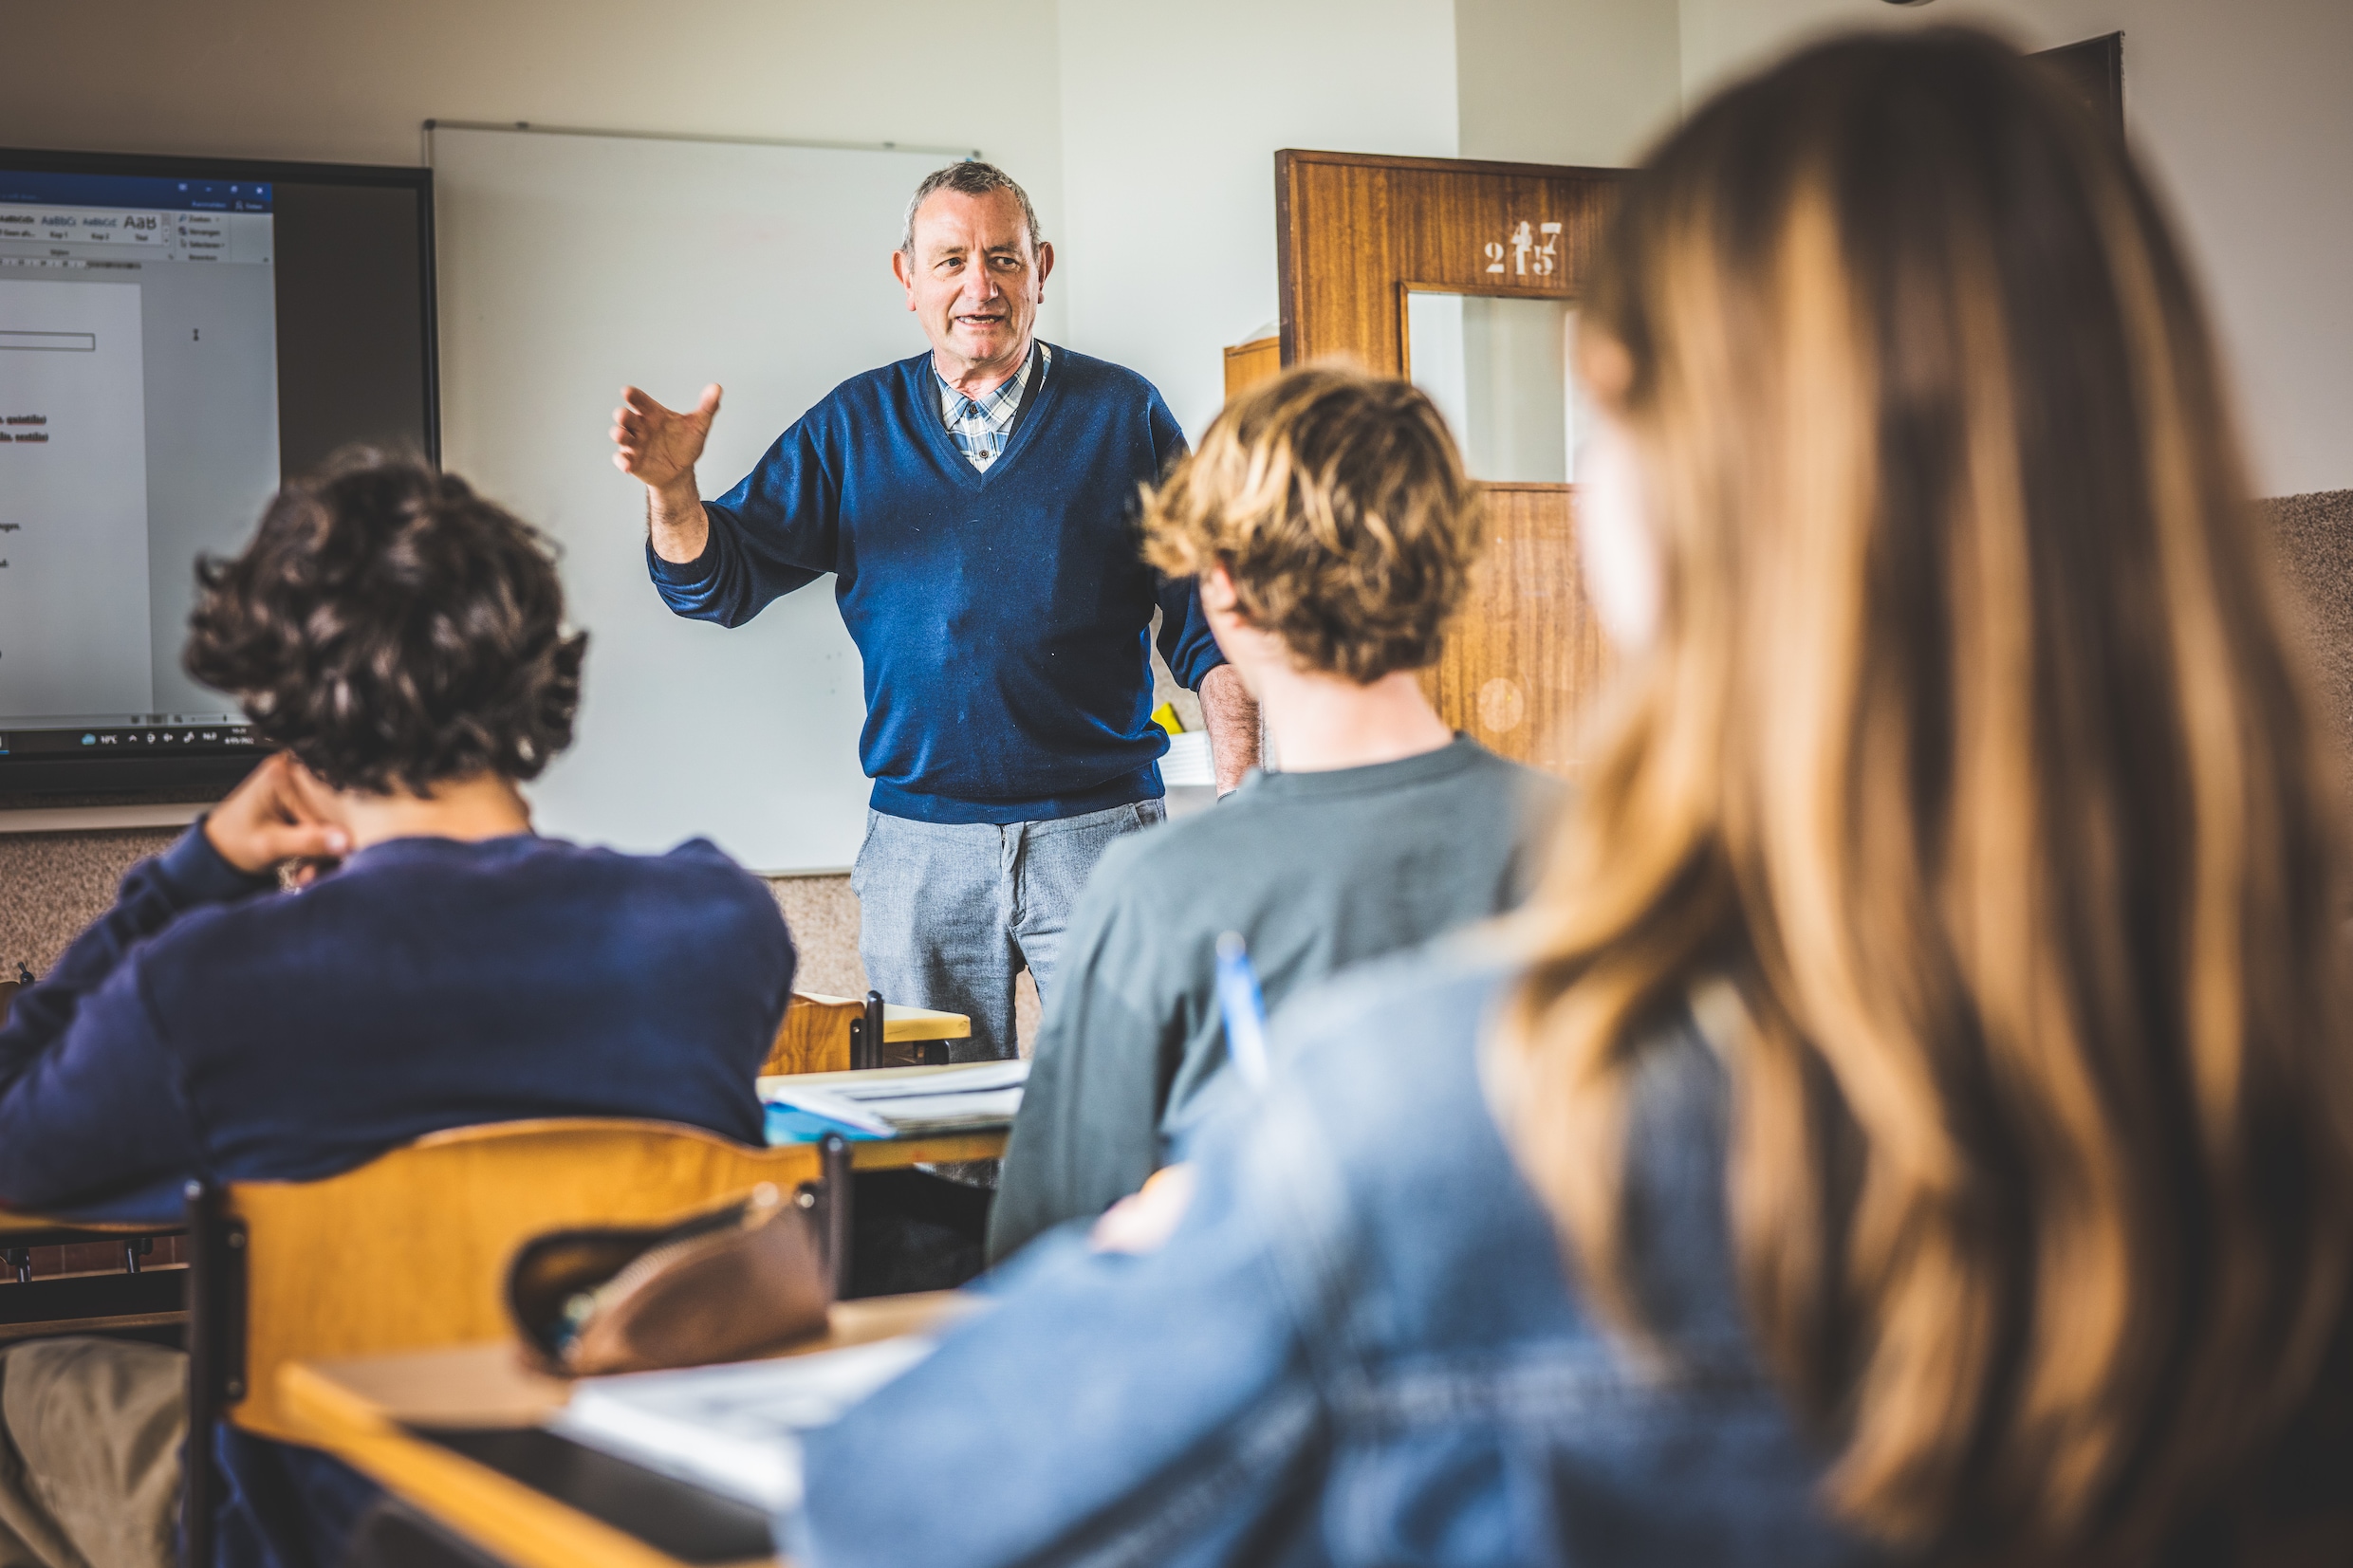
[0, 453, 795, 1568]
[184, 454, 588, 796]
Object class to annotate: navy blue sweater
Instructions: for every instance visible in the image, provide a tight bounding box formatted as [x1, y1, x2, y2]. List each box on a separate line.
[0, 828, 790, 1217]
[649, 345, 1224, 824]
[0, 826, 793, 1568]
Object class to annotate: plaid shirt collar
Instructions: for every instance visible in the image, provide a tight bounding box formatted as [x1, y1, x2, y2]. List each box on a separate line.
[937, 340, 1049, 472]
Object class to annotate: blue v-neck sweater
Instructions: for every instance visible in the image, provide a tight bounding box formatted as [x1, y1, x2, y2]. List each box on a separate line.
[649, 345, 1224, 824]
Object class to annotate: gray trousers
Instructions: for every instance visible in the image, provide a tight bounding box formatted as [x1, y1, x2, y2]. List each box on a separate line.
[851, 800, 1164, 1062]
[0, 1338, 182, 1568]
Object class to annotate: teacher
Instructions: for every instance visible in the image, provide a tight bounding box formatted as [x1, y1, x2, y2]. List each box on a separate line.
[611, 160, 1258, 1064]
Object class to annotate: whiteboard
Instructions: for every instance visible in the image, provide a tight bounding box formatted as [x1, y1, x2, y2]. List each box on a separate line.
[430, 124, 959, 872]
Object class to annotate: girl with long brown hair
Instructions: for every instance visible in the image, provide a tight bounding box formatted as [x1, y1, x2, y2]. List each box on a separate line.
[798, 29, 2353, 1566]
[1503, 23, 2353, 1564]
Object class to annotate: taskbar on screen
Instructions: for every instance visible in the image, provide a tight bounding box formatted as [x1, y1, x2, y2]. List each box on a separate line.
[0, 721, 259, 760]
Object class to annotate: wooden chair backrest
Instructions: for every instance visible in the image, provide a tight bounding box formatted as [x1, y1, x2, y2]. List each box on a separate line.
[223, 1118, 821, 1443]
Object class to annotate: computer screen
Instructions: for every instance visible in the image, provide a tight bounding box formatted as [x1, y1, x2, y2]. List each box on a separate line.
[0, 149, 435, 799]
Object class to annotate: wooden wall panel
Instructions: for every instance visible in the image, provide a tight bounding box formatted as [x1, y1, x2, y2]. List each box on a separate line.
[1222, 337, 1281, 401]
[1425, 486, 1611, 775]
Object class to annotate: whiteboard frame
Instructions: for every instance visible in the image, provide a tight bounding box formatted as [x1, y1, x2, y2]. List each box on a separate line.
[422, 118, 980, 162]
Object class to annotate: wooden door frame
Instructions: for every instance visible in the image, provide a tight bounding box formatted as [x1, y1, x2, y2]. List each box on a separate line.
[1274, 150, 1626, 376]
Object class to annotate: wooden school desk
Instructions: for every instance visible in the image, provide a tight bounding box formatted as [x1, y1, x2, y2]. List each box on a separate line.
[758, 1062, 1012, 1168]
[280, 1293, 973, 1568]
[760, 1077, 1012, 1297]
[0, 1209, 189, 1346]
[270, 1092, 1014, 1568]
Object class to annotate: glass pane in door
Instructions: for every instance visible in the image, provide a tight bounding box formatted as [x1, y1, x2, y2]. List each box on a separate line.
[1406, 291, 1588, 483]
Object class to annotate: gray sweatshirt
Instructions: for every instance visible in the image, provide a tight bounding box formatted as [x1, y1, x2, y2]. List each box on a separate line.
[988, 736, 1560, 1264]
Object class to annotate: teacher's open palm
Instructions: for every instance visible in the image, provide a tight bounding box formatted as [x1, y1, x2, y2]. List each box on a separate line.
[611, 383, 722, 489]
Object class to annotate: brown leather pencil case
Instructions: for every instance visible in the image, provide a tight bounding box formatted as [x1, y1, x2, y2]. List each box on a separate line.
[507, 1183, 829, 1376]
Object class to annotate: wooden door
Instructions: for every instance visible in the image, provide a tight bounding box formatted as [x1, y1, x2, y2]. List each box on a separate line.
[1275, 151, 1625, 777]
[1429, 485, 1611, 775]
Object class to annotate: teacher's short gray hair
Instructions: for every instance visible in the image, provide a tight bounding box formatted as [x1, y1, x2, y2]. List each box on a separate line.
[899, 161, 1045, 257]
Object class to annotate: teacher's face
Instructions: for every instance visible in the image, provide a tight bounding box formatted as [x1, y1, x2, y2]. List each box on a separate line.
[894, 189, 1053, 380]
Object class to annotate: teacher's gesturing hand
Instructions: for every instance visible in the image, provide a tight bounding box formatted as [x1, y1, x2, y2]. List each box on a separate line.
[611, 382, 721, 563]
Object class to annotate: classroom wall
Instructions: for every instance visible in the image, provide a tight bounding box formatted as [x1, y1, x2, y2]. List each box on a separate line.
[1456, 0, 1682, 167]
[1673, 0, 2353, 501]
[1056, 0, 1682, 440]
[0, 0, 1066, 288]
[1053, 0, 1462, 440]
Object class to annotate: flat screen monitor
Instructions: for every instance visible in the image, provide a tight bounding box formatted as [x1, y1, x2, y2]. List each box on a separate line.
[0, 147, 436, 800]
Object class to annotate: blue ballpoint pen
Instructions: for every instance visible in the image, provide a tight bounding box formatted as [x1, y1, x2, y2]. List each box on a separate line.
[1214, 931, 1272, 1089]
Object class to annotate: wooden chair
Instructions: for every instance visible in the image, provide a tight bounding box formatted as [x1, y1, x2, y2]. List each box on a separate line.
[762, 989, 973, 1076]
[180, 1119, 835, 1568]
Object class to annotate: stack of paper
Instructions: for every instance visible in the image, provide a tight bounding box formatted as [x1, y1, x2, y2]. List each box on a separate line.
[762, 1061, 1028, 1143]
[549, 1336, 936, 1513]
[1161, 730, 1215, 786]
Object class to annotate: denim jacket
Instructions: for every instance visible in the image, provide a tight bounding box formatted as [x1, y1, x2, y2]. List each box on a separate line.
[797, 953, 1879, 1566]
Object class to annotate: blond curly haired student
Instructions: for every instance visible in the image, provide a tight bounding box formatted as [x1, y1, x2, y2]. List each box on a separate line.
[988, 365, 1560, 1264]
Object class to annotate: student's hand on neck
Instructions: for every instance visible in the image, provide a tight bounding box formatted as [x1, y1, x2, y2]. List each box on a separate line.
[204, 752, 352, 874]
[1200, 566, 1454, 774]
[285, 762, 534, 856]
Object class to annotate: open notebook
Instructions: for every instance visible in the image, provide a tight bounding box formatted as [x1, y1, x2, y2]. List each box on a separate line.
[547, 1335, 936, 1514]
[762, 1060, 1028, 1142]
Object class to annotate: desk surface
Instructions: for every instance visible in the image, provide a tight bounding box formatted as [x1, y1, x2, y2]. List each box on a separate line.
[0, 1212, 181, 1244]
[790, 992, 972, 1043]
[0, 1124, 1005, 1240]
[760, 1065, 1013, 1169]
[282, 1293, 969, 1568]
[845, 1129, 1005, 1170]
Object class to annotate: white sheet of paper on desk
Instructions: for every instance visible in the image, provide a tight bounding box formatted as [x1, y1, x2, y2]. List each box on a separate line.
[762, 1061, 1029, 1134]
[840, 1086, 1025, 1129]
[549, 1336, 936, 1513]
[822, 1061, 1029, 1100]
